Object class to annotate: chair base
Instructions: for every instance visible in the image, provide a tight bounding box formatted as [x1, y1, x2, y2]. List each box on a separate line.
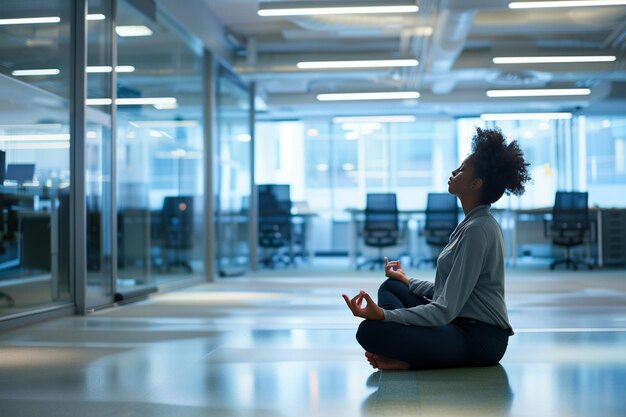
[550, 246, 593, 271]
[259, 249, 293, 269]
[549, 257, 593, 271]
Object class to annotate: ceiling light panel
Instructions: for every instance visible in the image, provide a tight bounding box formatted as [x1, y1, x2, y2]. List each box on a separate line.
[258, 1, 418, 16]
[509, 1, 626, 8]
[12, 69, 60, 76]
[297, 59, 418, 69]
[493, 56, 616, 64]
[0, 16, 60, 25]
[86, 66, 135, 73]
[480, 112, 573, 120]
[486, 88, 591, 97]
[317, 92, 420, 101]
[333, 115, 417, 123]
[115, 25, 153, 37]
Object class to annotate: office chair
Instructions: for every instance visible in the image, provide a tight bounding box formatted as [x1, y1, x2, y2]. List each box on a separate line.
[357, 193, 399, 270]
[417, 193, 459, 267]
[547, 191, 593, 270]
[161, 196, 194, 273]
[258, 184, 292, 268]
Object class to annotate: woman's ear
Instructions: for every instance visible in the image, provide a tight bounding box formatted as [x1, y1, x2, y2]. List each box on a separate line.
[471, 178, 484, 191]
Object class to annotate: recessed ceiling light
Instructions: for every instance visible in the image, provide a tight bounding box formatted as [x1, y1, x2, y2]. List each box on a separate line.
[87, 97, 177, 106]
[86, 98, 113, 105]
[333, 115, 417, 123]
[12, 68, 60, 76]
[86, 65, 135, 73]
[153, 102, 179, 110]
[87, 14, 106, 20]
[258, 1, 418, 16]
[480, 112, 573, 120]
[129, 120, 199, 128]
[0, 16, 60, 25]
[493, 56, 616, 64]
[117, 97, 176, 105]
[317, 91, 420, 101]
[0, 133, 70, 141]
[486, 89, 591, 97]
[297, 59, 418, 69]
[509, 1, 626, 8]
[115, 25, 153, 37]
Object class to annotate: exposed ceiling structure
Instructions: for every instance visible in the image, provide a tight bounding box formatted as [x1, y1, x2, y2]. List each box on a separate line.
[186, 0, 626, 120]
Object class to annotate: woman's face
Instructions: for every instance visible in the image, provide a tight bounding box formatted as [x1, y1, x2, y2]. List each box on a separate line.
[448, 155, 478, 198]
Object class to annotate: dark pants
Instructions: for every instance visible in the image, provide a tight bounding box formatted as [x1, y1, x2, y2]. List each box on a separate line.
[356, 279, 510, 370]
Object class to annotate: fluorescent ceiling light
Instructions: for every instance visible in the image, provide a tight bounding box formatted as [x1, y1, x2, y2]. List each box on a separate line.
[129, 120, 199, 128]
[4, 142, 69, 150]
[12, 68, 60, 76]
[87, 14, 106, 20]
[258, 1, 418, 16]
[86, 98, 113, 105]
[0, 133, 70, 142]
[87, 97, 177, 106]
[493, 56, 616, 64]
[480, 112, 573, 120]
[333, 115, 416, 123]
[486, 88, 591, 97]
[86, 65, 135, 73]
[0, 16, 60, 25]
[153, 102, 178, 110]
[117, 97, 176, 105]
[317, 91, 420, 101]
[297, 59, 418, 69]
[509, 1, 626, 8]
[115, 25, 153, 37]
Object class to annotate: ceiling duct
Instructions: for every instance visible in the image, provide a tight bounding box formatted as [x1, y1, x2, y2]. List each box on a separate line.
[427, 5, 475, 94]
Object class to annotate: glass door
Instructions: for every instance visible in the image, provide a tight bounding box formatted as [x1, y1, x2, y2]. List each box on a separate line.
[85, 0, 114, 308]
[215, 67, 252, 276]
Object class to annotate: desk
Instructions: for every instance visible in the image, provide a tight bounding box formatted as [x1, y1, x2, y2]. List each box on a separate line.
[218, 211, 317, 269]
[0, 185, 68, 302]
[346, 208, 424, 269]
[492, 207, 606, 267]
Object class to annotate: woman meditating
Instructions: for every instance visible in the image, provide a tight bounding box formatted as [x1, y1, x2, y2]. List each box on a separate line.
[343, 127, 531, 370]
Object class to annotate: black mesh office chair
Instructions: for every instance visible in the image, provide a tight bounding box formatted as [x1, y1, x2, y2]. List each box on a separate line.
[358, 193, 399, 270]
[258, 184, 292, 268]
[417, 193, 459, 267]
[547, 191, 593, 270]
[162, 196, 194, 273]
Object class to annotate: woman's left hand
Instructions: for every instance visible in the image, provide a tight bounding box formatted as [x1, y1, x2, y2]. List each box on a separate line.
[342, 291, 385, 320]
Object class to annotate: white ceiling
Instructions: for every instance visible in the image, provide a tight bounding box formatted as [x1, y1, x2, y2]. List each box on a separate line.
[159, 0, 626, 120]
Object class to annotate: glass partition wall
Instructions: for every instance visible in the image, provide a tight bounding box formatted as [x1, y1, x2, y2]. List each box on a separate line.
[0, 0, 219, 324]
[86, 0, 114, 308]
[0, 0, 73, 317]
[113, 0, 205, 290]
[215, 67, 253, 276]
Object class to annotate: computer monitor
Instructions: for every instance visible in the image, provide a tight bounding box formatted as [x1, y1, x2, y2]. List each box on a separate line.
[5, 163, 35, 184]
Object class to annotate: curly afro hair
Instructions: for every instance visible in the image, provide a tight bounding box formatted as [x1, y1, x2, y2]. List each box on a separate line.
[470, 127, 532, 205]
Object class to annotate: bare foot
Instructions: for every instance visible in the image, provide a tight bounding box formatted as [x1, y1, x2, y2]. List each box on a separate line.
[364, 352, 411, 370]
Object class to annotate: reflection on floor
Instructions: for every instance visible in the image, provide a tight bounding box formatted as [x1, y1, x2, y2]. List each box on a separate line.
[0, 264, 625, 417]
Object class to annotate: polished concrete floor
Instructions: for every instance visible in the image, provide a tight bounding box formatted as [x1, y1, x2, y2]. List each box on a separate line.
[0, 263, 625, 417]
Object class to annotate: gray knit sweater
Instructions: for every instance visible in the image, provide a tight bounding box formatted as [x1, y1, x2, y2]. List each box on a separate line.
[383, 204, 513, 334]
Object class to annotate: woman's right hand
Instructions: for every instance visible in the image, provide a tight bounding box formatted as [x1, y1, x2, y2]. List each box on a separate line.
[384, 257, 409, 285]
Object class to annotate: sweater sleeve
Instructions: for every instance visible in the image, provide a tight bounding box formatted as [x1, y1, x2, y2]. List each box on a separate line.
[383, 226, 486, 326]
[408, 278, 434, 299]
